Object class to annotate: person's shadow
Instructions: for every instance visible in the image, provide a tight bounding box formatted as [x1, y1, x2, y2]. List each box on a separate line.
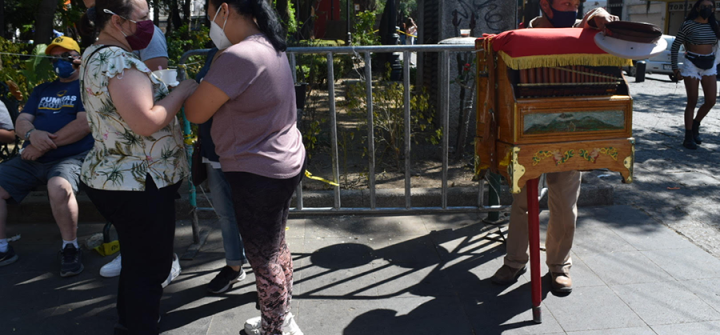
[297, 223, 553, 334]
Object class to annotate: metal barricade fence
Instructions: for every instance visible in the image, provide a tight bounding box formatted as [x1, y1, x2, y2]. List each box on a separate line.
[178, 45, 509, 244]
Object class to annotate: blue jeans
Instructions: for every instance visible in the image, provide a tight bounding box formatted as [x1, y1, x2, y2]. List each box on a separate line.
[206, 164, 246, 266]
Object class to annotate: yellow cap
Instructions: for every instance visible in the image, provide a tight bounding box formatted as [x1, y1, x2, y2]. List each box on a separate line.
[45, 36, 81, 55]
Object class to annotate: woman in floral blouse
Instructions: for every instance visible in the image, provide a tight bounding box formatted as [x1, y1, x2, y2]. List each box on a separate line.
[79, 0, 196, 333]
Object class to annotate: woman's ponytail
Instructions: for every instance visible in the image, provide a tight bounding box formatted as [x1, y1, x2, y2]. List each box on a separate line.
[249, 0, 287, 52]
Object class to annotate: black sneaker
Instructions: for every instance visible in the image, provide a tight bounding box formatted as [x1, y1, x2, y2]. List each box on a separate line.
[207, 266, 245, 294]
[0, 245, 19, 267]
[59, 244, 84, 277]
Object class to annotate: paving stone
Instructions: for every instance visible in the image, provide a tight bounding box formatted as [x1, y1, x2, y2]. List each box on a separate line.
[612, 281, 720, 326]
[303, 215, 367, 238]
[579, 251, 674, 285]
[300, 296, 474, 335]
[460, 284, 565, 335]
[542, 285, 645, 332]
[370, 255, 455, 298]
[419, 213, 485, 232]
[652, 321, 720, 335]
[517, 250, 605, 289]
[285, 218, 307, 239]
[669, 172, 720, 188]
[682, 278, 720, 314]
[641, 247, 720, 281]
[571, 224, 637, 257]
[293, 237, 379, 298]
[566, 326, 657, 335]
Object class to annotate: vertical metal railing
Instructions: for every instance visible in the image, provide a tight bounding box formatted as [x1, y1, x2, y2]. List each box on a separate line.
[364, 52, 376, 210]
[179, 45, 510, 218]
[326, 52, 342, 209]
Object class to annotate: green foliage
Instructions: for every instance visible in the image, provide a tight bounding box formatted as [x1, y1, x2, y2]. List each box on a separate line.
[398, 0, 418, 19]
[302, 117, 323, 159]
[22, 45, 56, 89]
[346, 65, 438, 168]
[294, 48, 353, 88]
[339, 129, 355, 184]
[274, 0, 299, 34]
[166, 24, 211, 78]
[0, 38, 56, 104]
[352, 11, 380, 46]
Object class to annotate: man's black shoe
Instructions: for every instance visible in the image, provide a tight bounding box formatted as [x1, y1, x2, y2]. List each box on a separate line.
[59, 244, 84, 277]
[0, 245, 18, 267]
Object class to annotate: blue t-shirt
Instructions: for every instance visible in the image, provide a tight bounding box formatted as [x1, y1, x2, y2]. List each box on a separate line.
[21, 80, 93, 163]
[133, 26, 168, 63]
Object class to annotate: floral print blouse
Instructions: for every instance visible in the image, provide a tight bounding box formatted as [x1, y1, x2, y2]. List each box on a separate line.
[79, 45, 188, 191]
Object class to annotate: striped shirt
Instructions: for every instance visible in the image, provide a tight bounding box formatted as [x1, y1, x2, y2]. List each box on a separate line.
[671, 20, 719, 69]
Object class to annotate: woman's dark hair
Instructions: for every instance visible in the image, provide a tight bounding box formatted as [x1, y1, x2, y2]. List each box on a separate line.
[79, 0, 134, 35]
[210, 0, 287, 52]
[78, 9, 96, 37]
[685, 0, 720, 39]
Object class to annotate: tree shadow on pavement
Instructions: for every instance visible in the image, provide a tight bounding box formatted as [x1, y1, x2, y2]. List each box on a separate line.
[293, 219, 554, 334]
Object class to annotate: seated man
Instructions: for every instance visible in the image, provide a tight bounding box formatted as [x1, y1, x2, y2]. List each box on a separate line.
[0, 101, 15, 144]
[0, 36, 93, 276]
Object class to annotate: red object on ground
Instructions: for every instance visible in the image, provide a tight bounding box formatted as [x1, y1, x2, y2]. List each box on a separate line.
[526, 178, 542, 323]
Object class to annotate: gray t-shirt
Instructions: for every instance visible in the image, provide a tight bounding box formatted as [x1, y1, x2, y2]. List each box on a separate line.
[133, 25, 168, 63]
[204, 34, 305, 179]
[0, 101, 13, 131]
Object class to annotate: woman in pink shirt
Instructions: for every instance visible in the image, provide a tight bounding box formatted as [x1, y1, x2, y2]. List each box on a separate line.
[184, 1, 305, 334]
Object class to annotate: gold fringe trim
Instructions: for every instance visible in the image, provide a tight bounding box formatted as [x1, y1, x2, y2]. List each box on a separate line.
[498, 51, 633, 70]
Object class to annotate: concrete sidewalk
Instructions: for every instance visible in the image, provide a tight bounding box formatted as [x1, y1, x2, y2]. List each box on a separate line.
[2, 205, 720, 334]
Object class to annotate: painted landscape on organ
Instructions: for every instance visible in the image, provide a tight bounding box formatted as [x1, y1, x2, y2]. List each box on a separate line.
[524, 110, 625, 134]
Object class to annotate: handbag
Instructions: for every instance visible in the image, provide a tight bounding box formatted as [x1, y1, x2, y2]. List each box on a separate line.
[191, 139, 207, 186]
[686, 52, 716, 70]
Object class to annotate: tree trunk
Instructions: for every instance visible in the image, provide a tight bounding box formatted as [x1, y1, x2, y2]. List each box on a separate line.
[35, 0, 57, 45]
[153, 0, 160, 26]
[166, 0, 183, 34]
[182, 0, 191, 27]
[299, 0, 316, 40]
[0, 0, 5, 39]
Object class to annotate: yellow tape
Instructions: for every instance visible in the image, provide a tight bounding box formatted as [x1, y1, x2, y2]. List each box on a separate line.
[305, 170, 339, 187]
[396, 30, 417, 38]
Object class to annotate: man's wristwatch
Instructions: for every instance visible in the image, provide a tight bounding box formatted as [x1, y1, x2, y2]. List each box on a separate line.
[25, 128, 35, 141]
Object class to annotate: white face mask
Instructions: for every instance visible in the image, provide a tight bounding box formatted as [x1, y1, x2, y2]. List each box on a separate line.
[209, 5, 232, 50]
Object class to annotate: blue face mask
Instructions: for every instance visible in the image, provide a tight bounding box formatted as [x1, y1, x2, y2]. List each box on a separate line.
[548, 7, 578, 28]
[53, 60, 75, 78]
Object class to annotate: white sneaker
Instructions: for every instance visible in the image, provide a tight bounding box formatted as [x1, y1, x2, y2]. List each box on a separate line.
[162, 253, 181, 288]
[99, 254, 122, 278]
[244, 312, 303, 335]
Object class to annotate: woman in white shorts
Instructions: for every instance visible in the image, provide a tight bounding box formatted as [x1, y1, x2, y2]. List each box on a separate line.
[671, 0, 720, 150]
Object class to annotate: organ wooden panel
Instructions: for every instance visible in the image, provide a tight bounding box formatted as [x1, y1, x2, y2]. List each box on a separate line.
[475, 38, 635, 193]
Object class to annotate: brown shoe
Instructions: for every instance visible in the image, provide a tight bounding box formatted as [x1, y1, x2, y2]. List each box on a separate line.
[550, 272, 572, 294]
[491, 264, 526, 285]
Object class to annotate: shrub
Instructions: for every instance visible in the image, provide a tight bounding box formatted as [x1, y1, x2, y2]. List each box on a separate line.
[166, 24, 211, 79]
[346, 65, 438, 169]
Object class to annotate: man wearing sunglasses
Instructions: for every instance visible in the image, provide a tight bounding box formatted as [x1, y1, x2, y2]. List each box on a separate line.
[0, 36, 93, 276]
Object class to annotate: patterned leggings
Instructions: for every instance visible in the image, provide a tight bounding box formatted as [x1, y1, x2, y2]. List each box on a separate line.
[224, 169, 303, 335]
